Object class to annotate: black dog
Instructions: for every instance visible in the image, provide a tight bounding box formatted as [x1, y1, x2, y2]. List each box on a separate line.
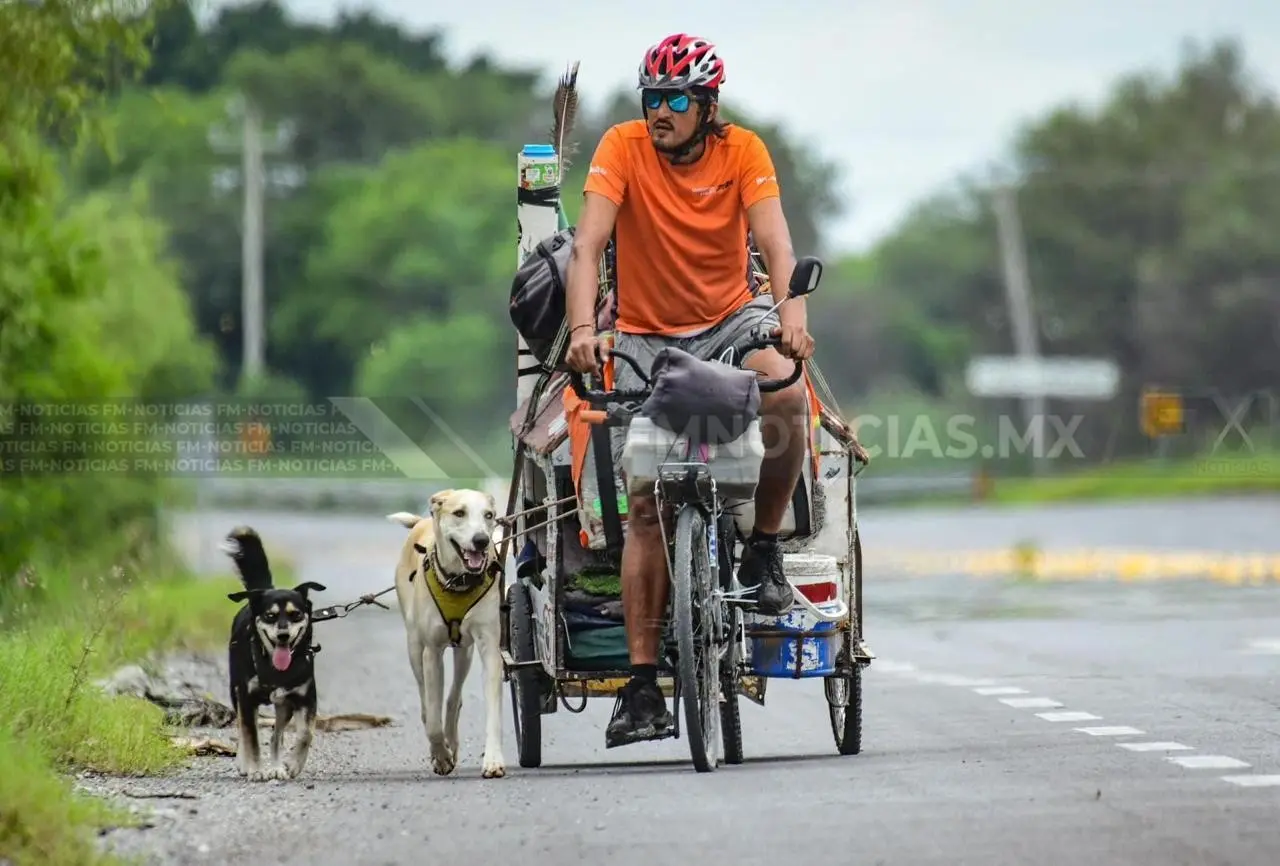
[221, 525, 326, 781]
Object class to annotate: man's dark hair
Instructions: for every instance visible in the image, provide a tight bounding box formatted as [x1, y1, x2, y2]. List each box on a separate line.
[692, 86, 730, 139]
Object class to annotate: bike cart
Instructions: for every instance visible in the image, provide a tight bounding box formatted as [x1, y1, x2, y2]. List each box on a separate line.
[500, 237, 874, 772]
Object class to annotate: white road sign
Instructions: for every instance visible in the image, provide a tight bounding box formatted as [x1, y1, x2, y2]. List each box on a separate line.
[965, 356, 1120, 400]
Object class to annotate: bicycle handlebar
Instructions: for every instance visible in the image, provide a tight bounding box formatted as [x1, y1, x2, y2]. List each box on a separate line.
[566, 326, 803, 409]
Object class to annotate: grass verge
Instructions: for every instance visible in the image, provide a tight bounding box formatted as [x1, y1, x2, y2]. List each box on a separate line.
[984, 450, 1280, 504]
[0, 553, 269, 866]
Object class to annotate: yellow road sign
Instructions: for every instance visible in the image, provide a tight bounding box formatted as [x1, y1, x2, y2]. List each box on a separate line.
[1141, 390, 1184, 438]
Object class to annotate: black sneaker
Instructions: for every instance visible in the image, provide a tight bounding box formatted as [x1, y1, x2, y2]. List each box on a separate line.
[605, 677, 674, 748]
[737, 536, 794, 616]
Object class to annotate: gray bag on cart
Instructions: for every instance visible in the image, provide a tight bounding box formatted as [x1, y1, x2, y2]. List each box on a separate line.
[639, 346, 762, 447]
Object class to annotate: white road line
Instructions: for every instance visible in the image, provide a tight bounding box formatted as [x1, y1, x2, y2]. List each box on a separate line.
[1241, 638, 1280, 655]
[875, 659, 918, 673]
[999, 697, 1064, 709]
[1075, 726, 1144, 736]
[1221, 775, 1280, 787]
[1118, 742, 1193, 752]
[973, 686, 1027, 696]
[1037, 711, 1102, 722]
[909, 673, 997, 687]
[1168, 755, 1251, 770]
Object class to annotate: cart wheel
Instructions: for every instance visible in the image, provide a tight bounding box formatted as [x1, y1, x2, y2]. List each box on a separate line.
[716, 512, 743, 765]
[672, 505, 720, 773]
[825, 664, 862, 755]
[507, 582, 544, 768]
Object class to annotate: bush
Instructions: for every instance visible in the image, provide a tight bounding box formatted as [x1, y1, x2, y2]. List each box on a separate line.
[0, 138, 219, 583]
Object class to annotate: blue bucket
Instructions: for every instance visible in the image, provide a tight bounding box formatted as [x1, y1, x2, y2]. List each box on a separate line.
[745, 604, 842, 678]
[744, 553, 844, 678]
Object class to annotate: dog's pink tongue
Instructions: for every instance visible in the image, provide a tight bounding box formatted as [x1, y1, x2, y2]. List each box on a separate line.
[271, 646, 292, 671]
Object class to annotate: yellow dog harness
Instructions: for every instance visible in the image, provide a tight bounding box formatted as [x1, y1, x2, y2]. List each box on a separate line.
[410, 551, 499, 647]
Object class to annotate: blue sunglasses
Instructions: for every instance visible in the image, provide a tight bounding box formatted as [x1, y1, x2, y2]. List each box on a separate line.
[642, 89, 692, 113]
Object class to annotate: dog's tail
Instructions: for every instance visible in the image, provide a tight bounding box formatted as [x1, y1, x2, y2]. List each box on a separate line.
[386, 512, 423, 529]
[219, 526, 273, 592]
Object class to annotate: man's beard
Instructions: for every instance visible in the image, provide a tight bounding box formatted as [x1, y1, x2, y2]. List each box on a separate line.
[651, 125, 693, 154]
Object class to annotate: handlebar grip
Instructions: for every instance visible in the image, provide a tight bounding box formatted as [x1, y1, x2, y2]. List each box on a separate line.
[740, 332, 804, 393]
[567, 370, 649, 405]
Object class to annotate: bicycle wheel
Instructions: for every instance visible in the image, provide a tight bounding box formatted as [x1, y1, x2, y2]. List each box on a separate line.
[672, 504, 720, 773]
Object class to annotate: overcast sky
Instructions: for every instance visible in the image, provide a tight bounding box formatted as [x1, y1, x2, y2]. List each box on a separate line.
[268, 0, 1280, 255]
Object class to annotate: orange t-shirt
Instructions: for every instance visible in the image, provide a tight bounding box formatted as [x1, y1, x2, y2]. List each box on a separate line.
[582, 119, 781, 335]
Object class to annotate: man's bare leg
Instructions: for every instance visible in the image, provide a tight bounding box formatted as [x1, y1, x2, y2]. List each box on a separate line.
[620, 491, 669, 666]
[739, 347, 809, 614]
[607, 489, 676, 746]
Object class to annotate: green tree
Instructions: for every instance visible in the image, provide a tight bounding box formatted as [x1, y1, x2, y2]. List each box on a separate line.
[846, 37, 1280, 459]
[0, 0, 218, 580]
[274, 137, 515, 398]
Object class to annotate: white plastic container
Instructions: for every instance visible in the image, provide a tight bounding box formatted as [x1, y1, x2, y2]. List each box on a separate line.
[621, 416, 764, 501]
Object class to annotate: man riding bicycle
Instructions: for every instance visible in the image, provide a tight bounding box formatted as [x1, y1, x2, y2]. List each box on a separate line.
[563, 33, 816, 748]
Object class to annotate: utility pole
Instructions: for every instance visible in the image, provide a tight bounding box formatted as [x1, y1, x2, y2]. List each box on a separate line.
[991, 184, 1047, 475]
[208, 96, 294, 383]
[240, 101, 265, 380]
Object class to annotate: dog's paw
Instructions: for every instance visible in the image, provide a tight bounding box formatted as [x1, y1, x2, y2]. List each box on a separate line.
[265, 765, 293, 781]
[246, 768, 273, 782]
[282, 757, 305, 779]
[481, 756, 506, 779]
[429, 747, 456, 776]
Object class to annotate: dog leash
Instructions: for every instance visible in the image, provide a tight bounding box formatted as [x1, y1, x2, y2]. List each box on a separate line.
[310, 586, 396, 624]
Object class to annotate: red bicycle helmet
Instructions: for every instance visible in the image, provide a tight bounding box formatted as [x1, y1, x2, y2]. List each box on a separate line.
[638, 33, 726, 91]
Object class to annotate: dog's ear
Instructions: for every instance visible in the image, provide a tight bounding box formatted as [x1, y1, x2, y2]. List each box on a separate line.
[292, 581, 327, 598]
[429, 489, 454, 515]
[227, 589, 264, 605]
[413, 542, 427, 555]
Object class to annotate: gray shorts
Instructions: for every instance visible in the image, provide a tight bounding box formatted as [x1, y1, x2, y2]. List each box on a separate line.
[608, 294, 781, 483]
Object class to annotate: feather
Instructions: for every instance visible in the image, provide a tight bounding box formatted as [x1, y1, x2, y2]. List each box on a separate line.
[550, 60, 581, 178]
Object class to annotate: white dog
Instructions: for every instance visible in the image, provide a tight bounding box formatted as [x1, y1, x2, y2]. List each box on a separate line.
[387, 488, 505, 778]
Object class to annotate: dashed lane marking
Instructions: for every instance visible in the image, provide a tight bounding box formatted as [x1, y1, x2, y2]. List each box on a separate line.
[908, 673, 999, 687]
[1037, 711, 1102, 722]
[1169, 755, 1251, 770]
[876, 659, 1269, 787]
[1222, 775, 1280, 787]
[1118, 742, 1193, 752]
[999, 697, 1064, 709]
[1075, 726, 1145, 736]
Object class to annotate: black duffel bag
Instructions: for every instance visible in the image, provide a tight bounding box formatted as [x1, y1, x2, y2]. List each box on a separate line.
[509, 227, 576, 369]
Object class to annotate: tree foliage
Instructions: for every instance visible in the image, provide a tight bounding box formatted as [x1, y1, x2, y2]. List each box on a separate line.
[64, 0, 846, 461]
[0, 1, 217, 581]
[836, 38, 1280, 460]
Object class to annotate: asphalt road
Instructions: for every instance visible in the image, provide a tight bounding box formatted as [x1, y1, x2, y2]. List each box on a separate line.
[86, 496, 1280, 865]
